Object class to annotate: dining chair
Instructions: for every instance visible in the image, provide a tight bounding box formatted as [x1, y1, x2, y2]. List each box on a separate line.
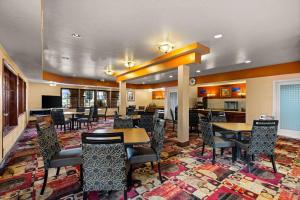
[81, 132, 127, 200]
[92, 106, 98, 122]
[138, 106, 145, 110]
[98, 106, 108, 121]
[199, 120, 236, 164]
[113, 118, 133, 128]
[126, 107, 135, 115]
[235, 120, 278, 173]
[36, 121, 82, 195]
[189, 111, 199, 135]
[114, 110, 120, 119]
[211, 111, 227, 122]
[211, 111, 236, 140]
[137, 114, 154, 133]
[127, 118, 166, 184]
[51, 109, 71, 132]
[77, 107, 93, 130]
[153, 109, 160, 125]
[170, 108, 177, 132]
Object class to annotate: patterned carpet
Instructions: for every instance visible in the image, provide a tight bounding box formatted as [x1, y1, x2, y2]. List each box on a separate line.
[0, 119, 299, 200]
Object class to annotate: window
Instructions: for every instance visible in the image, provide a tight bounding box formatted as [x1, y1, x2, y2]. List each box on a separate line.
[84, 90, 94, 107]
[62, 89, 71, 108]
[18, 76, 26, 114]
[3, 61, 18, 133]
[96, 91, 108, 107]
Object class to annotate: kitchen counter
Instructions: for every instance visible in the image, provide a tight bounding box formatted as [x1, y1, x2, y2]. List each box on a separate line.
[190, 108, 246, 123]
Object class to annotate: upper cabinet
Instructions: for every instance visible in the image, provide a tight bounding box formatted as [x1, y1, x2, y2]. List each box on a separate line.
[198, 83, 246, 99]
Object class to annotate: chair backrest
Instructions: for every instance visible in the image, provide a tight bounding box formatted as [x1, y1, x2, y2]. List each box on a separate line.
[189, 111, 199, 125]
[126, 107, 135, 115]
[170, 108, 175, 122]
[87, 107, 93, 121]
[81, 132, 127, 192]
[92, 106, 98, 117]
[138, 114, 154, 132]
[76, 107, 85, 112]
[51, 109, 65, 125]
[138, 106, 145, 110]
[153, 109, 160, 124]
[211, 111, 227, 122]
[151, 118, 166, 160]
[199, 120, 214, 146]
[249, 120, 278, 155]
[36, 121, 61, 169]
[114, 111, 119, 119]
[113, 118, 133, 128]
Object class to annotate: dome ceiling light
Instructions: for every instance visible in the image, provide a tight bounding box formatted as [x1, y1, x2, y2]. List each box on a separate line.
[124, 60, 136, 68]
[158, 41, 175, 54]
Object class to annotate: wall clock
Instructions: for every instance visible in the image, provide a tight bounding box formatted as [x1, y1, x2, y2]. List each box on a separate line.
[189, 78, 196, 85]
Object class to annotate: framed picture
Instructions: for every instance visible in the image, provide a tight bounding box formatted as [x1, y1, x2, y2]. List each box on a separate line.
[127, 91, 135, 101]
[220, 88, 231, 97]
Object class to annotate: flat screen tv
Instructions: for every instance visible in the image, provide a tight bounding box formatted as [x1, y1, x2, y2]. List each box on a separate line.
[42, 95, 62, 108]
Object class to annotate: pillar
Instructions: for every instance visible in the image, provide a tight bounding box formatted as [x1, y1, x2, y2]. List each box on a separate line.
[177, 65, 189, 146]
[119, 81, 127, 116]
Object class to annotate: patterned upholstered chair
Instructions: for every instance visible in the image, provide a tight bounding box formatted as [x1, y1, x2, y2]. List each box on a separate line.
[36, 121, 82, 195]
[91, 106, 98, 122]
[189, 111, 199, 135]
[170, 108, 177, 132]
[153, 109, 160, 124]
[235, 120, 279, 173]
[98, 106, 108, 121]
[77, 107, 93, 130]
[51, 109, 71, 132]
[114, 110, 120, 119]
[211, 111, 236, 140]
[126, 107, 135, 115]
[138, 114, 154, 133]
[113, 118, 134, 128]
[127, 118, 166, 184]
[81, 132, 128, 200]
[199, 120, 236, 164]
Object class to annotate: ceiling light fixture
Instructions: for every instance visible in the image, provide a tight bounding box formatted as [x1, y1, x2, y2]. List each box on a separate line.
[214, 34, 223, 39]
[124, 60, 136, 68]
[196, 70, 201, 73]
[105, 64, 114, 75]
[244, 60, 252, 64]
[169, 75, 173, 78]
[158, 41, 175, 54]
[72, 33, 81, 38]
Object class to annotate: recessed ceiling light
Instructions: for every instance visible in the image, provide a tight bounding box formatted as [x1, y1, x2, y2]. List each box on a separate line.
[244, 60, 252, 64]
[214, 34, 223, 39]
[169, 75, 173, 78]
[72, 74, 76, 77]
[196, 70, 201, 73]
[72, 33, 81, 38]
[49, 82, 57, 87]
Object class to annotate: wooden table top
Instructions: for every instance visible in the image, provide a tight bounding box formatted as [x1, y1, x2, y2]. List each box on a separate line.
[64, 111, 85, 115]
[93, 128, 150, 145]
[120, 115, 141, 120]
[212, 122, 252, 132]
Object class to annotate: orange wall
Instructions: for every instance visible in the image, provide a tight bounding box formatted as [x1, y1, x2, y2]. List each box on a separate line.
[198, 83, 246, 98]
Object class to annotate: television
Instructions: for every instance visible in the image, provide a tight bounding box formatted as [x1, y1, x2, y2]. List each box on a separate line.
[42, 95, 62, 108]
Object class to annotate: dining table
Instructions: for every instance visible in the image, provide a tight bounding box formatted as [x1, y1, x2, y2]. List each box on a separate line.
[64, 111, 86, 130]
[93, 128, 150, 145]
[212, 122, 252, 159]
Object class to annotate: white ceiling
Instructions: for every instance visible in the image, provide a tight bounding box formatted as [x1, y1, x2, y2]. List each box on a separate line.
[1, 0, 300, 84]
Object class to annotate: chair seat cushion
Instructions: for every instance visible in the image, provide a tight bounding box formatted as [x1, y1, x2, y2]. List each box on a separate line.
[213, 136, 235, 148]
[127, 147, 157, 164]
[235, 140, 250, 150]
[50, 147, 82, 168]
[78, 118, 89, 122]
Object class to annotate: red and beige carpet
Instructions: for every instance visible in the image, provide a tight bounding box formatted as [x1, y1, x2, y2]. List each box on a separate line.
[0, 119, 299, 199]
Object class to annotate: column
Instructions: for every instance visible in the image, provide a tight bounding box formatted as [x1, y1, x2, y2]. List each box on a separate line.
[177, 65, 189, 145]
[119, 81, 127, 116]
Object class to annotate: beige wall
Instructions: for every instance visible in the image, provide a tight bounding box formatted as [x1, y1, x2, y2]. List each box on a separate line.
[0, 45, 28, 161]
[246, 73, 300, 125]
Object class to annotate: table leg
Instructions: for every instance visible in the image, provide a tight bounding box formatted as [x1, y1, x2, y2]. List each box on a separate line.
[72, 114, 75, 130]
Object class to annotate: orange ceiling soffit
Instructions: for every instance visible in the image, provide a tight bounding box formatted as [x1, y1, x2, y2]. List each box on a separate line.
[43, 71, 119, 87]
[115, 42, 209, 82]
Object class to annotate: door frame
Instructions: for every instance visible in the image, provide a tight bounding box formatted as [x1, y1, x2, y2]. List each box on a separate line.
[273, 78, 300, 138]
